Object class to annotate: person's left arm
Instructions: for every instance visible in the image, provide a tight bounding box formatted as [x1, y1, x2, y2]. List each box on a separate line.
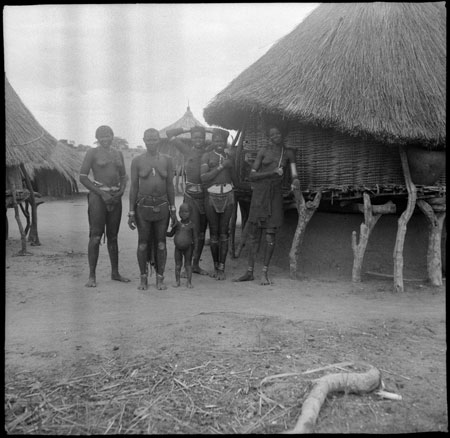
[286, 148, 300, 190]
[113, 151, 128, 199]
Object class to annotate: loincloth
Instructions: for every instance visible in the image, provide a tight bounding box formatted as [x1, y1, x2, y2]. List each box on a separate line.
[136, 193, 169, 222]
[248, 179, 283, 229]
[184, 190, 206, 215]
[207, 190, 234, 214]
[91, 181, 121, 212]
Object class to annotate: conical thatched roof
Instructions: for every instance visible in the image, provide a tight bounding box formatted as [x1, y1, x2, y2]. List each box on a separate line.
[204, 2, 446, 147]
[5, 76, 82, 182]
[159, 106, 206, 139]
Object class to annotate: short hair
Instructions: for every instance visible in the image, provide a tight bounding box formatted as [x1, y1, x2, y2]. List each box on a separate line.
[143, 128, 160, 138]
[190, 126, 206, 137]
[95, 125, 114, 138]
[265, 124, 288, 139]
[212, 128, 229, 141]
[179, 202, 191, 213]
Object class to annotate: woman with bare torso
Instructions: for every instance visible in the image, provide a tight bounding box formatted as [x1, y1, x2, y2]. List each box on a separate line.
[166, 126, 213, 276]
[234, 125, 300, 285]
[128, 128, 176, 291]
[200, 128, 236, 280]
[79, 125, 130, 288]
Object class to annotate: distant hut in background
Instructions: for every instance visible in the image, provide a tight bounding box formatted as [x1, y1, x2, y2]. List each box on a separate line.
[204, 2, 446, 291]
[5, 76, 82, 250]
[159, 105, 211, 194]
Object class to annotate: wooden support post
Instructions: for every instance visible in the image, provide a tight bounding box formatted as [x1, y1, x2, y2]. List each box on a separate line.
[352, 194, 388, 282]
[351, 196, 396, 282]
[20, 163, 41, 246]
[417, 198, 446, 287]
[9, 182, 29, 255]
[393, 146, 417, 293]
[289, 187, 322, 279]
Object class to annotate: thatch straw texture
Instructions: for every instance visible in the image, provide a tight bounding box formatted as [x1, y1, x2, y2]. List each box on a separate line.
[204, 2, 446, 147]
[159, 106, 206, 139]
[5, 77, 82, 185]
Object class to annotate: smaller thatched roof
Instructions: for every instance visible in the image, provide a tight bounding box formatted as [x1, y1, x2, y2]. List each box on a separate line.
[204, 2, 446, 148]
[5, 77, 82, 183]
[159, 106, 206, 139]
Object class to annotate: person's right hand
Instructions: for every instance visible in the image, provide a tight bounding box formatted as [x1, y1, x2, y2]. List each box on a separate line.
[128, 215, 136, 230]
[274, 167, 284, 176]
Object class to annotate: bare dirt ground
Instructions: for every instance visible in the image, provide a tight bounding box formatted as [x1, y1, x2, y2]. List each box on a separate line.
[4, 194, 447, 434]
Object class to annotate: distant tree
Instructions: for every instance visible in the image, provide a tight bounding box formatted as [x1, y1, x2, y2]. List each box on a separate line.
[112, 136, 129, 150]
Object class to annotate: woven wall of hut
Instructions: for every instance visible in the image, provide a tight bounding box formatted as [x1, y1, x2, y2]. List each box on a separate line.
[33, 169, 78, 198]
[238, 115, 445, 197]
[5, 166, 24, 191]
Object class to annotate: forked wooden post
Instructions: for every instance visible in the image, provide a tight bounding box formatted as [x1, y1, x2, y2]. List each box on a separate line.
[9, 181, 28, 255]
[393, 146, 417, 293]
[289, 187, 322, 279]
[416, 198, 446, 286]
[20, 163, 41, 246]
[351, 193, 396, 282]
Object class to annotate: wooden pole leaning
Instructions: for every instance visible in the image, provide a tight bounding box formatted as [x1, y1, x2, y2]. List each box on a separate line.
[230, 120, 247, 258]
[289, 186, 322, 279]
[416, 197, 446, 287]
[351, 193, 396, 282]
[393, 145, 417, 293]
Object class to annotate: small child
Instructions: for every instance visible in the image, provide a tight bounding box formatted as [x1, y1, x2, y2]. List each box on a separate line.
[167, 203, 198, 288]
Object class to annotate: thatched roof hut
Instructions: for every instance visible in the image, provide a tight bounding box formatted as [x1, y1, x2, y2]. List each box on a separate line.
[159, 105, 207, 140]
[5, 76, 82, 197]
[204, 2, 445, 148]
[158, 105, 212, 190]
[203, 2, 446, 290]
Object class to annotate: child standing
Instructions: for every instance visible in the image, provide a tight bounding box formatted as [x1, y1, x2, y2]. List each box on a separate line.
[167, 203, 198, 288]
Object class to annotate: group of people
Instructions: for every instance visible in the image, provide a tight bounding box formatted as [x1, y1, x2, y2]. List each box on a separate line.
[79, 123, 299, 290]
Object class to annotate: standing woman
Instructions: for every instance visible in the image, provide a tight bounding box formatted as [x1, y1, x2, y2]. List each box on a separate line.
[128, 128, 177, 291]
[79, 125, 130, 287]
[234, 125, 300, 285]
[200, 128, 236, 280]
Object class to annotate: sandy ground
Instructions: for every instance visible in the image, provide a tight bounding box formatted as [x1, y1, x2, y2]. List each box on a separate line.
[4, 194, 447, 433]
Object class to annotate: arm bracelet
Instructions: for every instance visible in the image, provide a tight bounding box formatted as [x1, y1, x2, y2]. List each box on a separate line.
[128, 211, 135, 217]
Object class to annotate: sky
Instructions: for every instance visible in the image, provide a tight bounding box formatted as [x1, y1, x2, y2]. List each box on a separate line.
[4, 3, 319, 148]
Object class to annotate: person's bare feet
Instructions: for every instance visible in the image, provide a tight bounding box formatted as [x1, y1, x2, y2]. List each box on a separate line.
[85, 277, 97, 287]
[138, 275, 148, 290]
[156, 274, 167, 290]
[186, 282, 194, 288]
[173, 281, 181, 288]
[192, 265, 209, 275]
[112, 273, 130, 283]
[260, 271, 272, 285]
[216, 269, 226, 280]
[233, 270, 254, 282]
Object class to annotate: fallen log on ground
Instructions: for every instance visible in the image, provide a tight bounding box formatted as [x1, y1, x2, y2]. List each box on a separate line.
[283, 363, 381, 434]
